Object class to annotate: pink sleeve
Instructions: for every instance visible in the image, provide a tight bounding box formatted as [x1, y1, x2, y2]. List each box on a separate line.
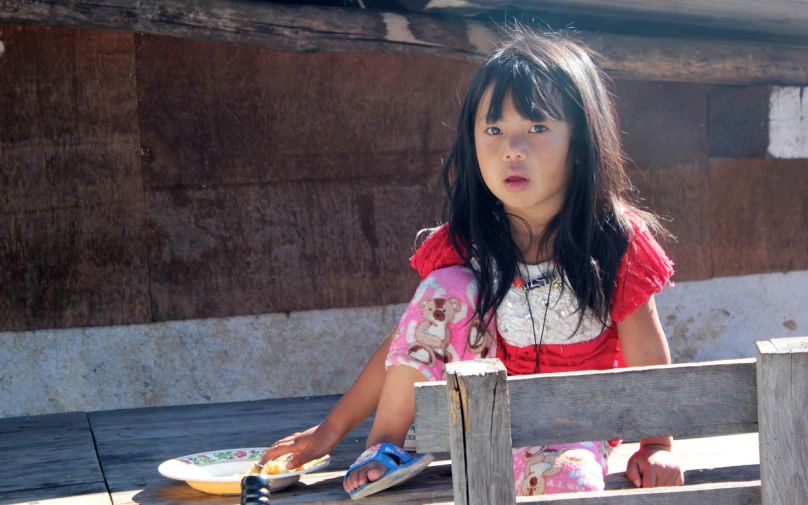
[610, 218, 674, 323]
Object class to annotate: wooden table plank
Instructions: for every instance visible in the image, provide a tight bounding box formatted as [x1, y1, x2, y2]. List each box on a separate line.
[1, 486, 111, 505]
[89, 392, 761, 505]
[0, 412, 110, 505]
[111, 464, 454, 505]
[88, 395, 425, 504]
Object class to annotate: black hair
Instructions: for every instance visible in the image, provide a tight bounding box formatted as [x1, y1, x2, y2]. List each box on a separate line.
[438, 26, 666, 331]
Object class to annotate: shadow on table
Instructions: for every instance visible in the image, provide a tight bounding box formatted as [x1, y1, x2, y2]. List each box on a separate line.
[132, 462, 454, 505]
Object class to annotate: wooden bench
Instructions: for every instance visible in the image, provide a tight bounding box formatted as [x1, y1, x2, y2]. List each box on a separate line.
[2, 338, 798, 505]
[413, 336, 808, 505]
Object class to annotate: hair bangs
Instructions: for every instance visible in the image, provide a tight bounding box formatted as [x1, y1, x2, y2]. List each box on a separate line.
[483, 56, 566, 125]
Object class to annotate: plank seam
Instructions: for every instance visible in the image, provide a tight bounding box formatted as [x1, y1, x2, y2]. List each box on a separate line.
[86, 412, 114, 504]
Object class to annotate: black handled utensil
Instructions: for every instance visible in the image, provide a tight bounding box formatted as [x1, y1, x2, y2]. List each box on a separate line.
[241, 474, 270, 505]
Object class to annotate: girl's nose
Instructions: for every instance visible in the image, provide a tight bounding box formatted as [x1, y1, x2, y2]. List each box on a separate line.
[503, 136, 528, 160]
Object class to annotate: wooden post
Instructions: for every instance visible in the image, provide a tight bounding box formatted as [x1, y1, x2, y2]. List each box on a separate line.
[445, 359, 515, 505]
[756, 336, 808, 505]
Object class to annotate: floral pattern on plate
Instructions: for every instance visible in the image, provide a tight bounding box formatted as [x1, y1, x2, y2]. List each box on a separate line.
[178, 449, 263, 467]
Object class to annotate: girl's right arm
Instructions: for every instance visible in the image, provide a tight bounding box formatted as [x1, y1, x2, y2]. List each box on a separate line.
[260, 329, 396, 469]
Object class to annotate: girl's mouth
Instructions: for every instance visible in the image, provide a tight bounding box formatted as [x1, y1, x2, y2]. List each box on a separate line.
[504, 176, 529, 191]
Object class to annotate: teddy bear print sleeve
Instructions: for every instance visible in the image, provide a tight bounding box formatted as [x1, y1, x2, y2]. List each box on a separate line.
[384, 265, 498, 382]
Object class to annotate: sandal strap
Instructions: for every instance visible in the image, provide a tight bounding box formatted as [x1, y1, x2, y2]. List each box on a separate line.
[344, 443, 412, 481]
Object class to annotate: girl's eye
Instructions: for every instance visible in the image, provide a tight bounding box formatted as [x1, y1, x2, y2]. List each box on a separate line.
[529, 124, 548, 133]
[484, 127, 502, 135]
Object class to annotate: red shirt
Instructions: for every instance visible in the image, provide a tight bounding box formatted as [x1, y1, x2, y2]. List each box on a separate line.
[408, 219, 674, 376]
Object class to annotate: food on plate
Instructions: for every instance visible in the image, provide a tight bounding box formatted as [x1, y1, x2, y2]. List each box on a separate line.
[243, 454, 302, 477]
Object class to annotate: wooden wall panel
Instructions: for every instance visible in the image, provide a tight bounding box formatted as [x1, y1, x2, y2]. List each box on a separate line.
[146, 180, 432, 320]
[135, 35, 468, 189]
[2, 22, 803, 331]
[708, 86, 770, 158]
[613, 80, 713, 281]
[710, 158, 808, 277]
[0, 24, 149, 331]
[135, 36, 469, 320]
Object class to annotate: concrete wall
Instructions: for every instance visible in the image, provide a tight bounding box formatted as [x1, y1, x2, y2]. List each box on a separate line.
[0, 305, 406, 417]
[3, 269, 806, 418]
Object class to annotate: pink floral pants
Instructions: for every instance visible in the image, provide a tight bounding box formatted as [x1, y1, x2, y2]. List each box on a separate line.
[385, 266, 612, 496]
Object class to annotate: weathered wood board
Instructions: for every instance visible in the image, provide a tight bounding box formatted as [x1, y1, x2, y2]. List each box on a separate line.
[397, 0, 808, 41]
[90, 395, 457, 505]
[135, 34, 464, 320]
[0, 23, 150, 332]
[106, 436, 760, 505]
[614, 80, 712, 282]
[3, 397, 761, 505]
[446, 360, 515, 505]
[414, 359, 758, 452]
[1, 488, 112, 505]
[3, 1, 808, 85]
[708, 87, 770, 159]
[756, 338, 808, 505]
[110, 464, 454, 505]
[88, 396, 373, 495]
[143, 179, 433, 319]
[0, 412, 110, 505]
[134, 35, 463, 189]
[709, 158, 808, 277]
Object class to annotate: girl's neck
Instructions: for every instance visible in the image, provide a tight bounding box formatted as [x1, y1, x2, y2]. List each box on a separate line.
[510, 219, 554, 265]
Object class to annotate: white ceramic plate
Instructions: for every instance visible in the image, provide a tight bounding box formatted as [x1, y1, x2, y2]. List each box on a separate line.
[158, 448, 331, 495]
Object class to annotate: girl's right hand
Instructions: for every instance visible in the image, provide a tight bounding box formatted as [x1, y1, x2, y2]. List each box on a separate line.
[259, 421, 341, 470]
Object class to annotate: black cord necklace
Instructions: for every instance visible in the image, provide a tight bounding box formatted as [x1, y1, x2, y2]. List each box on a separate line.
[515, 264, 556, 374]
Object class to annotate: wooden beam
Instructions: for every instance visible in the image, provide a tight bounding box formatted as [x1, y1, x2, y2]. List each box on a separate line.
[2, 0, 808, 85]
[400, 0, 808, 41]
[415, 359, 759, 453]
[446, 360, 515, 505]
[756, 336, 808, 505]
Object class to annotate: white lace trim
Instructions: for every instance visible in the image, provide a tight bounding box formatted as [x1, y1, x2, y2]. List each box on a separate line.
[497, 262, 610, 347]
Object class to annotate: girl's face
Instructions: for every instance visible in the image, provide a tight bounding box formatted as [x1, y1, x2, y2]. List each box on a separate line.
[474, 87, 572, 225]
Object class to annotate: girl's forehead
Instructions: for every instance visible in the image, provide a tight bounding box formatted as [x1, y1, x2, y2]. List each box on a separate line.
[475, 88, 512, 120]
[475, 86, 564, 124]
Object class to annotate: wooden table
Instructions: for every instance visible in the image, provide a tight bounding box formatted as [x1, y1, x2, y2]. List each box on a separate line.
[1, 395, 761, 505]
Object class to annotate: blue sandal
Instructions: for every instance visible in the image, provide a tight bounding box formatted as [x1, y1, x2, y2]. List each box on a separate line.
[344, 442, 434, 499]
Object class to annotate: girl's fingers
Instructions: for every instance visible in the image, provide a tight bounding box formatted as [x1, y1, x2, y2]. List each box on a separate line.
[285, 448, 319, 470]
[260, 440, 299, 464]
[641, 468, 656, 488]
[625, 458, 642, 487]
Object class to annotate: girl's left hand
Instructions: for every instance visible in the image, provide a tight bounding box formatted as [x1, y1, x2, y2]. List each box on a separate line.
[625, 444, 684, 488]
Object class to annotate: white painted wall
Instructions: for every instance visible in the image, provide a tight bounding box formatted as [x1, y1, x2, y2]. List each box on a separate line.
[2, 270, 805, 418]
[0, 305, 406, 418]
[769, 86, 808, 159]
[657, 269, 807, 362]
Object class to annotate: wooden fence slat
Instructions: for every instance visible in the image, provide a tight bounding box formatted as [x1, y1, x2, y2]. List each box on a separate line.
[446, 359, 516, 505]
[415, 359, 758, 452]
[756, 337, 808, 505]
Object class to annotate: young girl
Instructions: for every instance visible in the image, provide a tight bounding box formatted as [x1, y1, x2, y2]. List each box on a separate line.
[262, 28, 684, 498]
